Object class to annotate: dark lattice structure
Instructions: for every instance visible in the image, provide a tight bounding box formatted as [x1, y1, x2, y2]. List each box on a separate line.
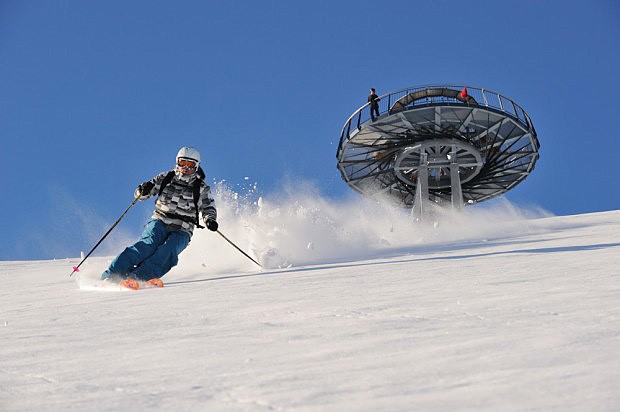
[336, 85, 540, 213]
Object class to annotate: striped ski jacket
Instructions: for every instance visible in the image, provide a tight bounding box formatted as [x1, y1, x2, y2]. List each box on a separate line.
[135, 170, 217, 236]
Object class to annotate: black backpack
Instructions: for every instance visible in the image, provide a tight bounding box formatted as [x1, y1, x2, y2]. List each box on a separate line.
[157, 166, 206, 228]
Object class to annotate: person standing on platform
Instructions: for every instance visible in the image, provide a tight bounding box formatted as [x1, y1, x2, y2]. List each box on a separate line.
[368, 88, 380, 121]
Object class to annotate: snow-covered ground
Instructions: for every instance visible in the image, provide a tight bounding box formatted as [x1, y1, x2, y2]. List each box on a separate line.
[1, 194, 619, 411]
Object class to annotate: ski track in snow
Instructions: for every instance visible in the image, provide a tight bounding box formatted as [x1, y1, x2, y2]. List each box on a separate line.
[1, 206, 620, 411]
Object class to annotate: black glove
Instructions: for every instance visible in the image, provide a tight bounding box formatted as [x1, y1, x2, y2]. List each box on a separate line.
[205, 219, 218, 232]
[137, 182, 154, 197]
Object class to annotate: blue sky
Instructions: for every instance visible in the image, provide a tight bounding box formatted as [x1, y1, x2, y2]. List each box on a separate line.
[1, 0, 619, 260]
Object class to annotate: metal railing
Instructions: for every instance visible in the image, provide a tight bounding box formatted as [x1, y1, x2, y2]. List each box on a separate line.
[337, 84, 536, 158]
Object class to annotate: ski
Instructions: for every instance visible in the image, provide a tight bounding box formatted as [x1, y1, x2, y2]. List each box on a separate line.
[119, 278, 165, 290]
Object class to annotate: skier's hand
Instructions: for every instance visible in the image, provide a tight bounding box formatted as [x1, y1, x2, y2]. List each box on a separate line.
[205, 219, 218, 232]
[135, 182, 154, 199]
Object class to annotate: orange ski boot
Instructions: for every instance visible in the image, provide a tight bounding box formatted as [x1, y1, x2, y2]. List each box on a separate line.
[147, 278, 164, 288]
[120, 278, 140, 290]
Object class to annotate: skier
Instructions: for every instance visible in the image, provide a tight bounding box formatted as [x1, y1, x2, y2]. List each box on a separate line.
[101, 146, 218, 288]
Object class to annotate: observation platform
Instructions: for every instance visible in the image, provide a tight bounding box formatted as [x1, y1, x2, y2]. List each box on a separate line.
[336, 84, 540, 214]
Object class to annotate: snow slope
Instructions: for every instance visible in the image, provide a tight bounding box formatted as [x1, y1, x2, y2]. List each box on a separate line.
[1, 205, 619, 411]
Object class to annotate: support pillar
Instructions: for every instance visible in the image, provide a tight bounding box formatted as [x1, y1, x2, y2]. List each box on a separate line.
[450, 147, 463, 209]
[411, 152, 429, 220]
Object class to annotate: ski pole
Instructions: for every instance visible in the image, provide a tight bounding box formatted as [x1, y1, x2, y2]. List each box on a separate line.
[69, 196, 140, 277]
[216, 230, 262, 268]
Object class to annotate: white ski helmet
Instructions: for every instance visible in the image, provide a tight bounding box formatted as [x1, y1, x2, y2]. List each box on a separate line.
[176, 146, 201, 164]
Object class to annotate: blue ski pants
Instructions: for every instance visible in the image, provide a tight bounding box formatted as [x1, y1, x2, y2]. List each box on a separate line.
[101, 219, 190, 281]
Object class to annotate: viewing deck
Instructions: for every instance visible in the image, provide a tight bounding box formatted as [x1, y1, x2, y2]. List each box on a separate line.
[336, 85, 540, 209]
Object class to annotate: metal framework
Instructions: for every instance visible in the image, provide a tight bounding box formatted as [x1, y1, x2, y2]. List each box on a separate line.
[336, 85, 540, 214]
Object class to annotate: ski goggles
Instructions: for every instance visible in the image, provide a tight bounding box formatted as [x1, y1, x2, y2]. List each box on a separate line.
[177, 158, 198, 170]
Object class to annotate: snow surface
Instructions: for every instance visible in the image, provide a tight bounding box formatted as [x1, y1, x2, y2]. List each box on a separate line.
[1, 190, 619, 411]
